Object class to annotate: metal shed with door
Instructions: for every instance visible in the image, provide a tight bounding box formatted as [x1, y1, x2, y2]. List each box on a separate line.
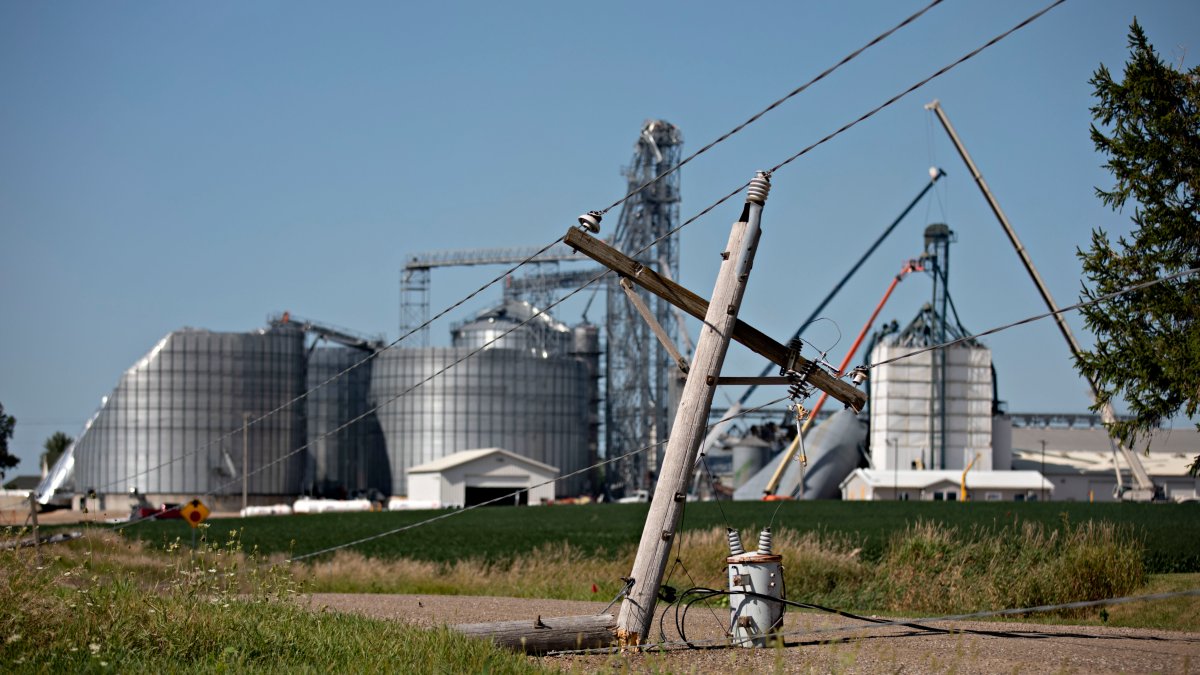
[839, 468, 1052, 502]
[406, 448, 558, 507]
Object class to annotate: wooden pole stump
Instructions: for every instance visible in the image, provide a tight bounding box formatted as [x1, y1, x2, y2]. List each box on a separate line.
[453, 614, 616, 654]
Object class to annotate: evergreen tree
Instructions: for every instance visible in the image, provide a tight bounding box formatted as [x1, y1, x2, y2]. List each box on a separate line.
[1077, 20, 1200, 475]
[0, 403, 18, 480]
[42, 431, 73, 471]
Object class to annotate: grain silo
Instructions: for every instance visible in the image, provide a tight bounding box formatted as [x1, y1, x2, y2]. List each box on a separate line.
[372, 299, 594, 497]
[868, 304, 993, 472]
[71, 324, 307, 508]
[305, 347, 390, 498]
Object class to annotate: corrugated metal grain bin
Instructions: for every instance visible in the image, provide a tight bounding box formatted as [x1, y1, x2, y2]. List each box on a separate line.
[372, 301, 592, 497]
[73, 325, 306, 503]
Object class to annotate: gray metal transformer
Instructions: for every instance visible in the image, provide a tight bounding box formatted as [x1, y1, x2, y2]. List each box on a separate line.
[372, 300, 593, 497]
[72, 325, 307, 501]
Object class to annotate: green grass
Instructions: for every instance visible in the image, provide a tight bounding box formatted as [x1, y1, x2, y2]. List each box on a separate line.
[0, 529, 551, 674]
[1079, 572, 1200, 629]
[115, 500, 1200, 572]
[92, 501, 1199, 633]
[992, 573, 1200, 631]
[8, 503, 1193, 672]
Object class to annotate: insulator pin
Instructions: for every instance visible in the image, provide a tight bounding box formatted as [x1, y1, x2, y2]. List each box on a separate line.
[578, 211, 603, 233]
[757, 528, 773, 555]
[727, 527, 745, 556]
[746, 172, 771, 205]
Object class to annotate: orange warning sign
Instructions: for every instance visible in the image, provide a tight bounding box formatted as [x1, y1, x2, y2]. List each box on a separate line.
[180, 498, 210, 528]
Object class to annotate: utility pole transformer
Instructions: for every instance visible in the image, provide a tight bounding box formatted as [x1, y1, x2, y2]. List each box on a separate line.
[615, 172, 771, 646]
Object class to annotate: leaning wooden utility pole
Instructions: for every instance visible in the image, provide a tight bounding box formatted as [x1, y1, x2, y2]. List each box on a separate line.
[615, 172, 772, 647]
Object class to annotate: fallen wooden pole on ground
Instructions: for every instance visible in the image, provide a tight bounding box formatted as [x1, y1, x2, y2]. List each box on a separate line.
[452, 614, 616, 654]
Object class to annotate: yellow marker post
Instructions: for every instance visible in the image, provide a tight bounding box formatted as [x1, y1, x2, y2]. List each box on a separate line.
[180, 498, 210, 550]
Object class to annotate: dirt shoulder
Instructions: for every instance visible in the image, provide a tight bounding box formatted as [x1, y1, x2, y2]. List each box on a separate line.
[307, 592, 1200, 674]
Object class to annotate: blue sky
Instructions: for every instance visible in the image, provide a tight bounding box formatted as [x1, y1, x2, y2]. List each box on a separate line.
[2, 1, 1197, 474]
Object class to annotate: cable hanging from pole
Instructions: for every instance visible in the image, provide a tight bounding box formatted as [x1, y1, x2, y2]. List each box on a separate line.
[277, 396, 791, 563]
[635, 0, 1070, 266]
[92, 236, 567, 495]
[866, 266, 1200, 372]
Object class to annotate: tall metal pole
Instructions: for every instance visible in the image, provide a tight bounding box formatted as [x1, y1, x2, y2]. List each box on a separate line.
[925, 99, 1156, 496]
[616, 172, 771, 647]
[892, 439, 898, 499]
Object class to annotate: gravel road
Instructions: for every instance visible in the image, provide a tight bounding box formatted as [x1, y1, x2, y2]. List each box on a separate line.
[307, 593, 1200, 673]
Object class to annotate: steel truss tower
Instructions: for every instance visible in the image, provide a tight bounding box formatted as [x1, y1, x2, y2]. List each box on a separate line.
[605, 120, 683, 493]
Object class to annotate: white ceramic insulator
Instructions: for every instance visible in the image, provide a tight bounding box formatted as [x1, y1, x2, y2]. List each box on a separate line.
[757, 528, 773, 556]
[746, 172, 771, 204]
[727, 527, 745, 556]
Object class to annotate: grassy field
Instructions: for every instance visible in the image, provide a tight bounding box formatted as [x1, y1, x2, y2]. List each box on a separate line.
[0, 530, 549, 674]
[118, 500, 1200, 573]
[6, 501, 1194, 673]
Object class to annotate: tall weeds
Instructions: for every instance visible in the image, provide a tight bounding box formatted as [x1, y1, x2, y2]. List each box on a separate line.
[859, 519, 1145, 614]
[298, 519, 1146, 618]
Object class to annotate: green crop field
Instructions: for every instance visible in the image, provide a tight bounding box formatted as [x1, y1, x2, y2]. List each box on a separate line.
[117, 501, 1200, 573]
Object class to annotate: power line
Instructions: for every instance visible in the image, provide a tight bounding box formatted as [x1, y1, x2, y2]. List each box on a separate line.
[868, 266, 1200, 370]
[93, 0, 1065, 502]
[598, 0, 946, 215]
[283, 396, 790, 563]
[85, 1, 949, 495]
[545, 587, 1200, 655]
[595, 0, 1069, 290]
[765, 0, 1067, 179]
[647, 0, 1070, 253]
[92, 237, 565, 495]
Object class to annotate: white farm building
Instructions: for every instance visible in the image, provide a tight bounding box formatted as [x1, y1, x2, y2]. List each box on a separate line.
[840, 469, 1052, 502]
[405, 448, 558, 508]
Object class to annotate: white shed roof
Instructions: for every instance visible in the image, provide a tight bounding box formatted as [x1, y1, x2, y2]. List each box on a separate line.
[841, 469, 1051, 491]
[408, 448, 559, 475]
